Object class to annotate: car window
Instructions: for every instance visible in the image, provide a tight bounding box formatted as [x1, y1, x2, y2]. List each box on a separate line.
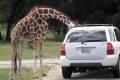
[114, 29, 120, 41]
[108, 29, 116, 41]
[67, 30, 107, 43]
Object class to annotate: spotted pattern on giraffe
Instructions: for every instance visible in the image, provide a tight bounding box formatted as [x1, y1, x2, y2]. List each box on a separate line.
[9, 5, 80, 80]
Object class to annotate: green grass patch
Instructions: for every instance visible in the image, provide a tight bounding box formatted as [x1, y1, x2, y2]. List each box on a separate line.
[0, 68, 32, 80]
[0, 41, 61, 61]
[0, 65, 50, 80]
[43, 41, 61, 58]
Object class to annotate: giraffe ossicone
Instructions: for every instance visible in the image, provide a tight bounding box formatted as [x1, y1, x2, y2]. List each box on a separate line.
[9, 5, 80, 80]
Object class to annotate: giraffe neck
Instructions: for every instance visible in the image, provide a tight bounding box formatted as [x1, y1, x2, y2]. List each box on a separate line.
[32, 7, 76, 28]
[48, 9, 75, 27]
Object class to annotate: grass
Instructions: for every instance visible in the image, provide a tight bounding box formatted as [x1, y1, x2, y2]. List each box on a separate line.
[0, 68, 32, 80]
[0, 65, 50, 80]
[0, 41, 61, 61]
[43, 41, 61, 58]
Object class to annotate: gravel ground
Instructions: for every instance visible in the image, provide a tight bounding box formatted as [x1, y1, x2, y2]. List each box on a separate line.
[43, 64, 62, 80]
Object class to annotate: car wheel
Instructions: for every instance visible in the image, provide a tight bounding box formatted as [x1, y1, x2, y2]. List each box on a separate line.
[62, 67, 72, 79]
[112, 57, 120, 78]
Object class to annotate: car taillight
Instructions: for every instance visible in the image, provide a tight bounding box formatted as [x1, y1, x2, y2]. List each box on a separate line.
[60, 43, 66, 56]
[107, 43, 114, 55]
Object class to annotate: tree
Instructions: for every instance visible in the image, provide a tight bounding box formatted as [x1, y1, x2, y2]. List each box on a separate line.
[0, 0, 12, 40]
[111, 13, 120, 28]
[6, 0, 38, 41]
[0, 27, 2, 40]
[1, 0, 120, 41]
[0, 0, 11, 23]
[87, 10, 106, 24]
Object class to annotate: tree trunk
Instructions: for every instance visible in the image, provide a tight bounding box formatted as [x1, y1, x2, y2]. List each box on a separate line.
[5, 23, 11, 41]
[0, 31, 3, 40]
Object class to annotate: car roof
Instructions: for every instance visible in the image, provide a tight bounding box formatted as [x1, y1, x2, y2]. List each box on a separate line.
[71, 24, 117, 30]
[70, 26, 117, 31]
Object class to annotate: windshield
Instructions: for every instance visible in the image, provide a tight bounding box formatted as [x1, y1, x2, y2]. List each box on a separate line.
[66, 29, 107, 43]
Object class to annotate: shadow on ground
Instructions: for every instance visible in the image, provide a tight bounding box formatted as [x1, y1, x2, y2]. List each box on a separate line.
[69, 70, 116, 80]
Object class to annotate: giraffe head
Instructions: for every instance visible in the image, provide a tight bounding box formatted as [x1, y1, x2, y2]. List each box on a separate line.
[67, 21, 76, 29]
[67, 20, 80, 29]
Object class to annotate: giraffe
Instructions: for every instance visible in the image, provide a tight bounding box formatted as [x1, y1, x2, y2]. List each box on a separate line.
[9, 5, 79, 80]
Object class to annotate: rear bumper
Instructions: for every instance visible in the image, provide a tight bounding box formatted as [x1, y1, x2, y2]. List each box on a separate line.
[70, 63, 102, 67]
[60, 55, 118, 67]
[70, 63, 112, 70]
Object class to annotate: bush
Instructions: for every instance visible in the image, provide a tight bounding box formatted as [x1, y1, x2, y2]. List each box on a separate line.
[45, 31, 65, 42]
[111, 13, 120, 28]
[54, 33, 65, 42]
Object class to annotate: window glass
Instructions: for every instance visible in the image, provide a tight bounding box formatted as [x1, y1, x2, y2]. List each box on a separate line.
[114, 29, 120, 41]
[108, 29, 115, 41]
[67, 30, 107, 43]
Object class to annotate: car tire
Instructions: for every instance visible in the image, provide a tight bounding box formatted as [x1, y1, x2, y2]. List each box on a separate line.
[112, 57, 120, 78]
[62, 67, 72, 79]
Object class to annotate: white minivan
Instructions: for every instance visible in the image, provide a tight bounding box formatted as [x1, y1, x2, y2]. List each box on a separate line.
[60, 24, 120, 78]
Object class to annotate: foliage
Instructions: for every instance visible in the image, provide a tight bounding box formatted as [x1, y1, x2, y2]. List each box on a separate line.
[0, 24, 7, 40]
[0, 0, 119, 24]
[0, 0, 11, 23]
[0, 25, 2, 40]
[111, 13, 120, 28]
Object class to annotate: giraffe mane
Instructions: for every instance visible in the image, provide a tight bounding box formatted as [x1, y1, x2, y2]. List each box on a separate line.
[31, 4, 60, 11]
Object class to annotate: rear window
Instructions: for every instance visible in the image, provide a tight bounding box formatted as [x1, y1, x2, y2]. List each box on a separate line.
[66, 30, 107, 43]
